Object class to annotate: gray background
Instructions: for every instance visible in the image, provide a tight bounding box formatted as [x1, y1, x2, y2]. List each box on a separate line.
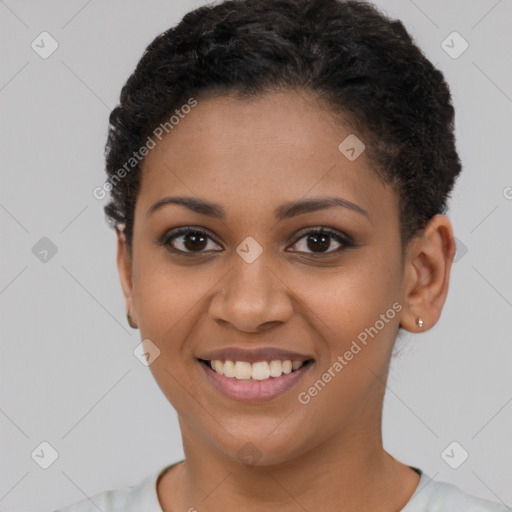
[0, 0, 511, 510]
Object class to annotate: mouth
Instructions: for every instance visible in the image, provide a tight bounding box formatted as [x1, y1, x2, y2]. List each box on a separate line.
[197, 357, 314, 402]
[199, 358, 314, 379]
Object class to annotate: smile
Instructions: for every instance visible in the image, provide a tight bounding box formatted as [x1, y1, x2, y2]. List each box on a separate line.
[198, 358, 314, 402]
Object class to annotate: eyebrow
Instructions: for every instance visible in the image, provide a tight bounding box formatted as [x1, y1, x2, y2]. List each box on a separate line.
[147, 195, 369, 221]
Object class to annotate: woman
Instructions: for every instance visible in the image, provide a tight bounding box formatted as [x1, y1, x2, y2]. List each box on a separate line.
[55, 0, 508, 510]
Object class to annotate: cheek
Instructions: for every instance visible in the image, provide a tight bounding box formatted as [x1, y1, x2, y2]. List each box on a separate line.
[293, 267, 402, 433]
[298, 251, 403, 339]
[130, 248, 195, 342]
[293, 257, 403, 421]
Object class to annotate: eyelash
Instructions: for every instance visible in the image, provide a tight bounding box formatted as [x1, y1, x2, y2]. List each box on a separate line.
[159, 226, 355, 257]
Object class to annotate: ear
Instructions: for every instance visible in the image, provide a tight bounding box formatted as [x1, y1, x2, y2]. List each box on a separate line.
[116, 224, 138, 327]
[400, 215, 456, 332]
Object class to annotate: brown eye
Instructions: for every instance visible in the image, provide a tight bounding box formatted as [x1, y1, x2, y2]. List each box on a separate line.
[164, 228, 223, 254]
[288, 228, 353, 255]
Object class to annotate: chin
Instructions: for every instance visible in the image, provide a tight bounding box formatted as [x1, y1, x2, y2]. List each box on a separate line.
[209, 426, 310, 468]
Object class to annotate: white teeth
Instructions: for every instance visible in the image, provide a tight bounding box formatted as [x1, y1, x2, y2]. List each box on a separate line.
[269, 360, 283, 377]
[212, 360, 224, 375]
[209, 359, 306, 380]
[292, 360, 303, 370]
[282, 360, 292, 374]
[234, 361, 252, 380]
[252, 361, 270, 380]
[223, 360, 235, 378]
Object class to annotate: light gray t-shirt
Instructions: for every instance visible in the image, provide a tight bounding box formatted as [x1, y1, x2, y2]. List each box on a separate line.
[53, 463, 510, 512]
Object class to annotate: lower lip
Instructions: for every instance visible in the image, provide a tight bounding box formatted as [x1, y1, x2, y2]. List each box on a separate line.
[199, 360, 313, 402]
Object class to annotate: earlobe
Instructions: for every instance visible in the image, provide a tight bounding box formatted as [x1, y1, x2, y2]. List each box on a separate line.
[399, 215, 456, 333]
[116, 223, 138, 327]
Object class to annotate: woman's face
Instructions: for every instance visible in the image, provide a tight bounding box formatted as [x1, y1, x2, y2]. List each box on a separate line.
[118, 90, 414, 465]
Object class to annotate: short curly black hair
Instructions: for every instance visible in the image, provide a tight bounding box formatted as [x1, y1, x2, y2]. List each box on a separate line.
[103, 0, 461, 252]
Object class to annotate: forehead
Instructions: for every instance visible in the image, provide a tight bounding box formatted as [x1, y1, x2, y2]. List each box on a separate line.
[137, 90, 397, 223]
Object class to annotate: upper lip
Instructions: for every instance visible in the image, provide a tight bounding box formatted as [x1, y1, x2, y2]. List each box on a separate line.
[198, 347, 314, 363]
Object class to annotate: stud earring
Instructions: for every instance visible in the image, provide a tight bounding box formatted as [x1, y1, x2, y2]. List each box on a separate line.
[127, 312, 138, 329]
[416, 316, 424, 329]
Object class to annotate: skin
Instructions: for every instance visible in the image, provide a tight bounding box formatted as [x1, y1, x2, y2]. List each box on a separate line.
[116, 90, 456, 511]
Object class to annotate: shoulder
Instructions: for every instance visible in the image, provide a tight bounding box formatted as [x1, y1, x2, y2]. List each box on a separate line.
[52, 464, 173, 512]
[402, 471, 510, 512]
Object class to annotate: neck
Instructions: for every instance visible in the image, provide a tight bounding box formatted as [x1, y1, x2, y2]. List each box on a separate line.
[158, 412, 419, 511]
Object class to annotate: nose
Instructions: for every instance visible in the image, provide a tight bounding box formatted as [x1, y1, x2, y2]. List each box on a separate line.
[208, 252, 294, 334]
